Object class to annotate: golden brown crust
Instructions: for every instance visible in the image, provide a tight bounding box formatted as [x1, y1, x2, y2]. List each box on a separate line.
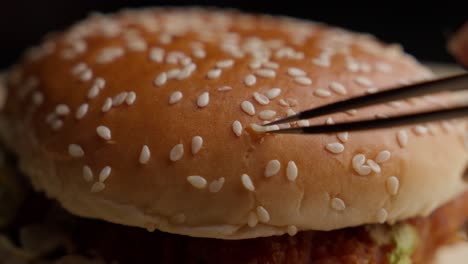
[1, 8, 467, 239]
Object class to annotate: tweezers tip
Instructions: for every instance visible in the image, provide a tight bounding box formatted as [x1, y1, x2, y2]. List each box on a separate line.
[263, 114, 300, 126]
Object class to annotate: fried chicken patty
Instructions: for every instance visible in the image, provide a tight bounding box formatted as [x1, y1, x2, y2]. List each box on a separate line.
[2, 190, 467, 264]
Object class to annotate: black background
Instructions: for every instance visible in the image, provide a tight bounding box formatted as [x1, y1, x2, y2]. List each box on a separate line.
[0, 0, 466, 69]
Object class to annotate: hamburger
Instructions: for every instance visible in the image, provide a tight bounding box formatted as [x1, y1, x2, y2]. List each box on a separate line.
[0, 7, 467, 264]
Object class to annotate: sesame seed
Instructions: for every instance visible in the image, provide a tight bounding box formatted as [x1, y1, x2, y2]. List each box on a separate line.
[149, 47, 165, 63]
[181, 51, 192, 61]
[376, 150, 391, 163]
[127, 39, 147, 52]
[330, 197, 346, 211]
[32, 91, 44, 105]
[337, 132, 349, 143]
[247, 212, 258, 227]
[55, 104, 70, 116]
[197, 92, 209, 108]
[170, 144, 184, 161]
[96, 47, 124, 64]
[376, 114, 388, 119]
[325, 117, 335, 125]
[366, 159, 381, 173]
[256, 206, 270, 223]
[279, 98, 290, 107]
[139, 145, 151, 164]
[241, 174, 255, 191]
[71, 41, 85, 53]
[191, 136, 203, 154]
[159, 33, 172, 44]
[286, 98, 298, 106]
[347, 60, 360, 72]
[154, 72, 167, 86]
[75, 103, 88, 119]
[166, 68, 181, 79]
[388, 101, 403, 108]
[249, 61, 262, 69]
[187, 175, 207, 189]
[267, 124, 280, 131]
[241, 101, 255, 116]
[294, 76, 312, 85]
[216, 59, 234, 68]
[207, 68, 222, 79]
[87, 86, 100, 99]
[413, 125, 428, 135]
[377, 208, 388, 223]
[45, 113, 56, 123]
[209, 177, 225, 193]
[354, 76, 373, 87]
[314, 88, 332, 98]
[51, 120, 63, 130]
[255, 69, 276, 78]
[71, 63, 87, 75]
[232, 120, 243, 137]
[93, 78, 105, 89]
[287, 161, 298, 181]
[352, 154, 371, 176]
[99, 166, 111, 182]
[244, 74, 256, 86]
[253, 92, 270, 105]
[312, 58, 330, 67]
[326, 142, 344, 154]
[263, 61, 279, 69]
[83, 165, 93, 182]
[68, 144, 84, 157]
[166, 51, 185, 64]
[329, 82, 347, 95]
[265, 160, 281, 177]
[297, 119, 310, 127]
[287, 109, 297, 116]
[265, 88, 281, 99]
[386, 176, 400, 195]
[91, 182, 105, 193]
[192, 48, 206, 59]
[169, 91, 183, 104]
[102, 98, 113, 112]
[376, 62, 393, 73]
[217, 86, 232, 92]
[287, 225, 298, 236]
[258, 110, 276, 120]
[357, 165, 371, 176]
[397, 130, 408, 147]
[345, 109, 358, 116]
[96, 126, 111, 140]
[112, 92, 128, 107]
[80, 69, 93, 82]
[367, 88, 379, 94]
[171, 213, 186, 224]
[250, 123, 268, 133]
[287, 67, 306, 77]
[125, 91, 136, 105]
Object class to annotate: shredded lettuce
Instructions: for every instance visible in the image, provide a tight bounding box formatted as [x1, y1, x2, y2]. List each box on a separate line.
[367, 223, 419, 264]
[388, 224, 418, 264]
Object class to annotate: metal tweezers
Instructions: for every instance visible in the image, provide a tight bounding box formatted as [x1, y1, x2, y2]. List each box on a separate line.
[265, 73, 468, 134]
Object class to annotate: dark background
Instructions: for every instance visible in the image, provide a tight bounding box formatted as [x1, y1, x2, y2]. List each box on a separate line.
[0, 1, 466, 69]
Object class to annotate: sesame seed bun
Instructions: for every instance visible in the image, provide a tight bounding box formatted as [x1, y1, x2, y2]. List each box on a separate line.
[0, 8, 467, 239]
